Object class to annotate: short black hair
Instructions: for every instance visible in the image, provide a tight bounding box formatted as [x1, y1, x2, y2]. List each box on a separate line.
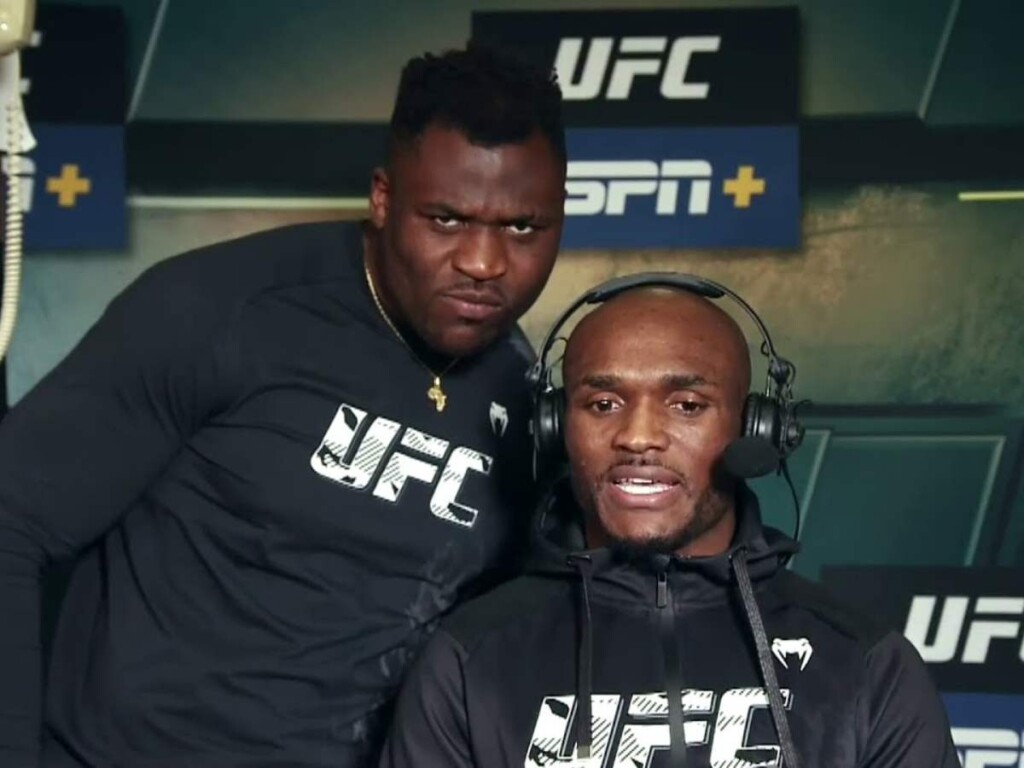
[389, 44, 566, 164]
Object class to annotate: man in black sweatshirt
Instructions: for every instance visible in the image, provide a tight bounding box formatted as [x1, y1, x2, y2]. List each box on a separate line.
[381, 282, 959, 767]
[0, 46, 566, 767]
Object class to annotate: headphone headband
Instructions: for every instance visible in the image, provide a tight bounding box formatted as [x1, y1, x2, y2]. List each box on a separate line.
[527, 272, 790, 395]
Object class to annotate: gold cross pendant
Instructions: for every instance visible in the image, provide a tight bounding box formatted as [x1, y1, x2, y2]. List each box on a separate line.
[427, 377, 447, 413]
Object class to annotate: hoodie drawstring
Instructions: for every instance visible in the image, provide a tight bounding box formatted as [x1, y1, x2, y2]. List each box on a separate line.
[732, 548, 802, 768]
[569, 555, 595, 759]
[656, 567, 689, 768]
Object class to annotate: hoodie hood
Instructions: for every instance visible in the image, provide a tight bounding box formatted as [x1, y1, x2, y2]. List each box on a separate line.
[527, 479, 804, 768]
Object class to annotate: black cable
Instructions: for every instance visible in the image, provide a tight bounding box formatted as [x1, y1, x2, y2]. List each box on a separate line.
[779, 459, 801, 544]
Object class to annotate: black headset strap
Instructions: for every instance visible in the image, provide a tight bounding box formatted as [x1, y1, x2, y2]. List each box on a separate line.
[527, 272, 790, 398]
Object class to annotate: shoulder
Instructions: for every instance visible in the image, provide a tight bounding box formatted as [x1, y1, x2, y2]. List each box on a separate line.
[855, 628, 956, 763]
[766, 570, 892, 651]
[136, 221, 360, 297]
[109, 221, 363, 339]
[467, 322, 536, 381]
[439, 574, 572, 655]
[503, 324, 537, 366]
[766, 571, 944, 701]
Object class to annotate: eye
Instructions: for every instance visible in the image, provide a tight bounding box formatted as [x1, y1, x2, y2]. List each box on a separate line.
[586, 398, 619, 414]
[671, 399, 707, 416]
[432, 215, 462, 229]
[505, 220, 537, 235]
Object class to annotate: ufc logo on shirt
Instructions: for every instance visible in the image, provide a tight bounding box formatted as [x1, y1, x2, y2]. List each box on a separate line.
[310, 403, 492, 528]
[526, 687, 792, 767]
[554, 36, 721, 101]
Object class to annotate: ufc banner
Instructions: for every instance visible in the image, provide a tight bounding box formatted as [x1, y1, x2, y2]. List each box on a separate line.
[472, 7, 798, 127]
[472, 8, 800, 250]
[820, 566, 1024, 693]
[821, 566, 1024, 766]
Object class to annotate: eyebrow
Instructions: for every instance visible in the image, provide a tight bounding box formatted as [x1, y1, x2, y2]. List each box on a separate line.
[578, 373, 714, 390]
[420, 203, 550, 226]
[420, 203, 467, 217]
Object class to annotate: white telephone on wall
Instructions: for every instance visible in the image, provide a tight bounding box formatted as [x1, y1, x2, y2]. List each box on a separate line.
[0, 0, 35, 54]
[0, 0, 36, 365]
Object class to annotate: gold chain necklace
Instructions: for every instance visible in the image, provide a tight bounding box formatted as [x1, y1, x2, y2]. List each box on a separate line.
[364, 261, 457, 413]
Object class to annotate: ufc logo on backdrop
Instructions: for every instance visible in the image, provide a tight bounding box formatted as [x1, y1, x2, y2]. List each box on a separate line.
[525, 687, 792, 767]
[904, 595, 1024, 664]
[565, 160, 712, 217]
[554, 36, 721, 101]
[310, 403, 492, 528]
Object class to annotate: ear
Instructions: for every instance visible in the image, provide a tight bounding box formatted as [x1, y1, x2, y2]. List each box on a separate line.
[369, 167, 390, 229]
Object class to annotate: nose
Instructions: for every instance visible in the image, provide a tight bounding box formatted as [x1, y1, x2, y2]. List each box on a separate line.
[612, 399, 670, 454]
[451, 226, 509, 282]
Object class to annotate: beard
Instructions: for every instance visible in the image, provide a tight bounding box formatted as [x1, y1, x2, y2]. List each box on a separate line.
[575, 460, 735, 558]
[604, 486, 731, 558]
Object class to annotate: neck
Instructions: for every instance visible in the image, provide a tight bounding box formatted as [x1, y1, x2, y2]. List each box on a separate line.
[583, 500, 738, 560]
[361, 225, 398, 323]
[360, 227, 454, 373]
[675, 506, 736, 558]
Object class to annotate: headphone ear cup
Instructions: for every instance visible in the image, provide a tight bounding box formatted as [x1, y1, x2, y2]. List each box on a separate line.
[741, 393, 778, 448]
[741, 392, 804, 459]
[779, 401, 805, 457]
[532, 388, 567, 480]
[741, 393, 771, 443]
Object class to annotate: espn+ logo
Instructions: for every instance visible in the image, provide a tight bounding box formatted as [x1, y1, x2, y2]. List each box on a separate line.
[566, 160, 711, 218]
[555, 36, 721, 101]
[565, 160, 765, 218]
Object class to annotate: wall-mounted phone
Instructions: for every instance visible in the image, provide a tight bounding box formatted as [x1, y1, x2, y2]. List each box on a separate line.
[0, 0, 36, 366]
[0, 0, 36, 54]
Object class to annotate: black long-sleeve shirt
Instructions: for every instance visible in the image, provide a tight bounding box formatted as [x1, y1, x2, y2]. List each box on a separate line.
[0, 221, 535, 767]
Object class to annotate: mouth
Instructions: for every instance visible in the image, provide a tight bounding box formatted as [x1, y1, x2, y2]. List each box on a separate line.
[612, 478, 678, 496]
[604, 466, 684, 508]
[441, 289, 506, 323]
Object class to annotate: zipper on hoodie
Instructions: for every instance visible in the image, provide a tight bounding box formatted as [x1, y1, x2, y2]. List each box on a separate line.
[657, 570, 669, 608]
[656, 565, 689, 767]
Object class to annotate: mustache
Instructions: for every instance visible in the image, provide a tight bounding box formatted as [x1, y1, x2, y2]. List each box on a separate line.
[442, 282, 507, 305]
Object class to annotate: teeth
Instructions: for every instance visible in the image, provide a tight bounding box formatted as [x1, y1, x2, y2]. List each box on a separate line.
[616, 481, 672, 495]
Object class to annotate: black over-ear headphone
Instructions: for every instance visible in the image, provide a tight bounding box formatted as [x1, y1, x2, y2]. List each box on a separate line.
[525, 272, 805, 482]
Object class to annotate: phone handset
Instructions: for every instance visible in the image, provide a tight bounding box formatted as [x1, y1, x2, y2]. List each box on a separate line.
[0, 0, 37, 365]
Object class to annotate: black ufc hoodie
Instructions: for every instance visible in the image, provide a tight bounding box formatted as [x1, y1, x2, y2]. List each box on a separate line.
[381, 484, 958, 767]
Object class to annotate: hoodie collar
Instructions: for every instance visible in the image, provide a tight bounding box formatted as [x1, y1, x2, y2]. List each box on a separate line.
[529, 481, 800, 607]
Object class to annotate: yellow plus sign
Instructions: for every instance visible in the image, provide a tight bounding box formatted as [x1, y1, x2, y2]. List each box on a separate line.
[723, 165, 766, 208]
[46, 164, 92, 208]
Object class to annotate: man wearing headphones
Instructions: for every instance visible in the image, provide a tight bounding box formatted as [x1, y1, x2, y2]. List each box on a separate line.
[380, 277, 958, 768]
